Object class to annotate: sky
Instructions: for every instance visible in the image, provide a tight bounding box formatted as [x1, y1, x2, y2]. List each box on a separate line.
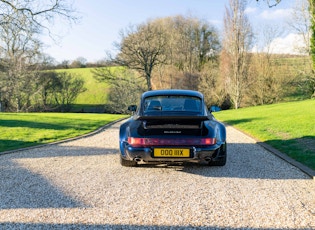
[42, 0, 300, 63]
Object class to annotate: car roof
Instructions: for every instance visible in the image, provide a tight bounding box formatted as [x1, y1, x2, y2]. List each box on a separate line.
[141, 89, 204, 99]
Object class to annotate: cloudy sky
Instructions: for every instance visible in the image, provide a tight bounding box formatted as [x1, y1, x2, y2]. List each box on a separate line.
[42, 0, 303, 63]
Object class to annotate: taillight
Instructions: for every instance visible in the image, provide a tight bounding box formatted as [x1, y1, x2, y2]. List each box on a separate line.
[127, 137, 216, 147]
[127, 137, 145, 146]
[202, 138, 216, 145]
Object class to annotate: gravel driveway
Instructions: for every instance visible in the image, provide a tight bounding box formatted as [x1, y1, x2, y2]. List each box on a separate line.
[0, 120, 314, 229]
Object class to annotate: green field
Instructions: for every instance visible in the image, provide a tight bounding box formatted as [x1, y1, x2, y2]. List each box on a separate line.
[57, 68, 109, 105]
[214, 99, 315, 170]
[0, 113, 128, 152]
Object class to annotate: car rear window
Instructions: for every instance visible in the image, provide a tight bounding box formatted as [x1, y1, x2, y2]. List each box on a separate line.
[143, 96, 201, 113]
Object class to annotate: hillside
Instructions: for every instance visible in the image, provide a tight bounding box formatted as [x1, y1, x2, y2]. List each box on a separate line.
[57, 68, 109, 105]
[55, 68, 110, 112]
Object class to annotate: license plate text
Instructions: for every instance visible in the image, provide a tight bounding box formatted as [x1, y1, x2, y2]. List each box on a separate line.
[154, 148, 190, 157]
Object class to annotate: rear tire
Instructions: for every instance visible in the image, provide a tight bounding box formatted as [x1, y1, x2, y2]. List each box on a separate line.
[120, 155, 137, 167]
[209, 143, 227, 166]
[209, 155, 226, 166]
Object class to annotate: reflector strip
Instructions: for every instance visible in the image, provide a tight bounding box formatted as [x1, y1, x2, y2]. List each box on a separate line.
[128, 137, 216, 147]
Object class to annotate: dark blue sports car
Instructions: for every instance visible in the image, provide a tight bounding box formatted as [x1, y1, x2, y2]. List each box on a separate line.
[119, 89, 227, 167]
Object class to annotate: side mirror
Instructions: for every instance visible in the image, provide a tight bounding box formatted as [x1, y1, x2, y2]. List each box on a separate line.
[209, 105, 221, 113]
[128, 105, 137, 112]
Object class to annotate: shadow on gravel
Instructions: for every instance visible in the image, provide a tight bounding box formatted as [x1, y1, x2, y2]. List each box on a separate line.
[0, 223, 309, 229]
[179, 142, 310, 180]
[0, 146, 118, 209]
[11, 146, 118, 158]
[0, 156, 86, 209]
[139, 142, 310, 180]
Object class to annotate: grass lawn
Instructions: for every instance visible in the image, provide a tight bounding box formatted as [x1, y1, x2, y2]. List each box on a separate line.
[213, 99, 315, 170]
[57, 68, 110, 105]
[0, 113, 128, 152]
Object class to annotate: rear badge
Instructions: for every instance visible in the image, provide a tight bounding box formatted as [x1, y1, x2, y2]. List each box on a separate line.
[164, 131, 181, 134]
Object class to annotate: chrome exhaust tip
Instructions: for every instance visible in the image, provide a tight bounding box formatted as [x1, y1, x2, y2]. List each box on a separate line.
[134, 157, 142, 162]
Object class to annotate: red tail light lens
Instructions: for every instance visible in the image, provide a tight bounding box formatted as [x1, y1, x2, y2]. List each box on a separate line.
[128, 137, 216, 147]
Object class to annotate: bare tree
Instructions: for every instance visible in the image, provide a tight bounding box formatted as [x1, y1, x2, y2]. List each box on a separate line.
[197, 57, 225, 107]
[0, 13, 42, 111]
[0, 0, 77, 36]
[287, 0, 311, 55]
[286, 0, 315, 98]
[0, 0, 78, 111]
[147, 15, 220, 90]
[256, 0, 315, 90]
[102, 15, 220, 101]
[247, 25, 287, 105]
[256, 0, 282, 7]
[70, 57, 87, 68]
[114, 22, 168, 91]
[92, 67, 145, 113]
[51, 72, 86, 112]
[221, 0, 253, 109]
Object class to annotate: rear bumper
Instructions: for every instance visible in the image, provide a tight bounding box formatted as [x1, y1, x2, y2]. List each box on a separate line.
[120, 142, 226, 164]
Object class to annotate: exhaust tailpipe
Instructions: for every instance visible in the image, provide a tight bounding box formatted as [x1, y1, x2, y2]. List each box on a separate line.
[134, 157, 142, 162]
[204, 156, 212, 162]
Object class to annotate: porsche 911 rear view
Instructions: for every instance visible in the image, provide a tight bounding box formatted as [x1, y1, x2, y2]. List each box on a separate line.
[119, 89, 227, 167]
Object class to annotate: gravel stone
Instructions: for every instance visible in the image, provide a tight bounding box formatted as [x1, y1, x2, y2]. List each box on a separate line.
[0, 120, 314, 229]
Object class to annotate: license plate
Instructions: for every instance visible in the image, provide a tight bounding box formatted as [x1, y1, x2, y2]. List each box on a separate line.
[154, 148, 190, 157]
